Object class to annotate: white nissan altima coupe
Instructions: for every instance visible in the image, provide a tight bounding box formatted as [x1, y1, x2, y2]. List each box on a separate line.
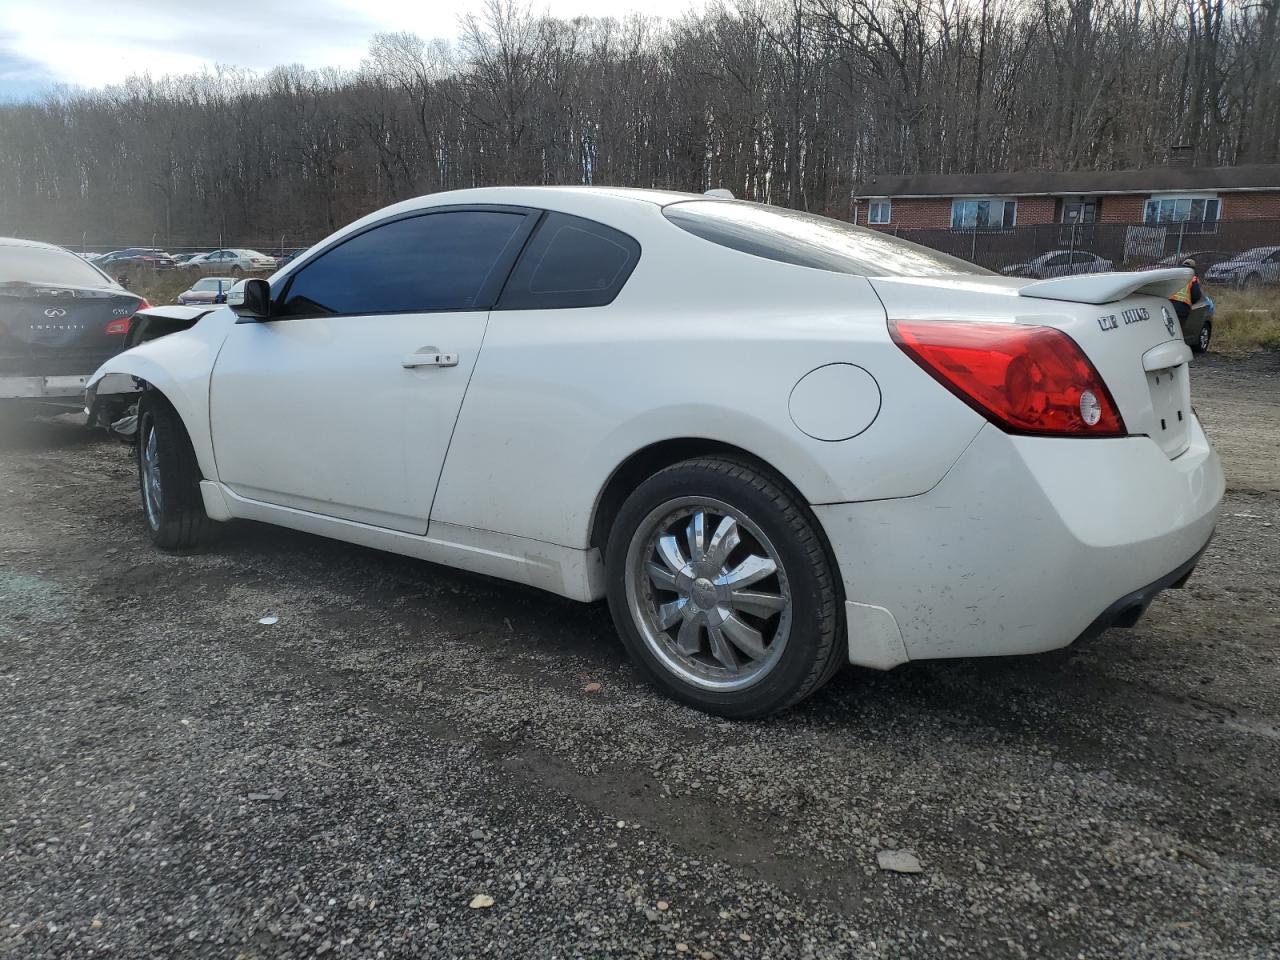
[86, 187, 1224, 718]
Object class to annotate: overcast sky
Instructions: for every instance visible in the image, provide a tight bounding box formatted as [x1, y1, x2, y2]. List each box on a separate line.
[0, 0, 703, 99]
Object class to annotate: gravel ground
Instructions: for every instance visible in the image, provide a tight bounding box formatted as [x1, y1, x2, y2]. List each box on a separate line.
[2, 353, 1278, 959]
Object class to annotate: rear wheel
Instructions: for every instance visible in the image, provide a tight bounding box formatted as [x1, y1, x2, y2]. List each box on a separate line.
[1242, 272, 1261, 289]
[1193, 319, 1212, 353]
[230, 265, 244, 276]
[605, 457, 843, 719]
[137, 391, 211, 549]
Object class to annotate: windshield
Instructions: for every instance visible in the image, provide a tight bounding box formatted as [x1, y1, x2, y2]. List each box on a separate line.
[193, 277, 230, 291]
[663, 200, 989, 277]
[0, 243, 114, 287]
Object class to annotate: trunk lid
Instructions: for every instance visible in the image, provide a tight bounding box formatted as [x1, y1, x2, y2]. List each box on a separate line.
[870, 269, 1195, 459]
[0, 281, 144, 376]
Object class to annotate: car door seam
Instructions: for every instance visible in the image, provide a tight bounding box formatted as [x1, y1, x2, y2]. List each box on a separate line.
[423, 310, 493, 532]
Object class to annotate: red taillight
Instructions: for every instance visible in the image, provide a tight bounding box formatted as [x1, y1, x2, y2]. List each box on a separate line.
[106, 301, 148, 336]
[889, 320, 1126, 438]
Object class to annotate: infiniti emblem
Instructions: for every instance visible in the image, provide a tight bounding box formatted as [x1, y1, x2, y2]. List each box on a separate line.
[44, 307, 67, 318]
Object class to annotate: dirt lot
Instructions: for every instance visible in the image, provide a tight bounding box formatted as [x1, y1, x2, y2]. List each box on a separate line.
[2, 352, 1278, 959]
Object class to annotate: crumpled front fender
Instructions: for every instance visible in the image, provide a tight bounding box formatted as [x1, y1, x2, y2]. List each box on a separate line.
[85, 309, 235, 481]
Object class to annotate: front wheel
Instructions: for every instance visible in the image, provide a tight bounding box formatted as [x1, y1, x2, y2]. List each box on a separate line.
[137, 392, 212, 549]
[605, 457, 843, 719]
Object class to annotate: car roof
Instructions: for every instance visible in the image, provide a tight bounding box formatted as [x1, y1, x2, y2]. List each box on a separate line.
[0, 237, 64, 251]
[388, 185, 705, 217]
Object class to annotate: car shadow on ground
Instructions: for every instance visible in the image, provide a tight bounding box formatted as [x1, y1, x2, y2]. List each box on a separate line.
[0, 409, 105, 452]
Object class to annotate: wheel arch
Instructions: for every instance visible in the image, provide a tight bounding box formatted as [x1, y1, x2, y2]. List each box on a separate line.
[588, 439, 845, 605]
[86, 330, 223, 482]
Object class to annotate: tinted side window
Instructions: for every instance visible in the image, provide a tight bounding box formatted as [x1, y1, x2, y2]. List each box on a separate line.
[498, 212, 640, 310]
[278, 211, 527, 317]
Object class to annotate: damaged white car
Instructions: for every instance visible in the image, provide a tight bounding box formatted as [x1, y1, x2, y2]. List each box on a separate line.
[86, 187, 1223, 718]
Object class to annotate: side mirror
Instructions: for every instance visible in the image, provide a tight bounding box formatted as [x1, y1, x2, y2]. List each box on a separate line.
[228, 277, 271, 321]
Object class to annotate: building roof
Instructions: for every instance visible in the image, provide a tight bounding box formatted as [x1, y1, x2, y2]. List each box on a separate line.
[854, 164, 1280, 198]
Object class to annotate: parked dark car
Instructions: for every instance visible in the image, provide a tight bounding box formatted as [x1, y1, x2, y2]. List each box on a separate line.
[1182, 297, 1214, 353]
[0, 238, 146, 410]
[95, 247, 177, 270]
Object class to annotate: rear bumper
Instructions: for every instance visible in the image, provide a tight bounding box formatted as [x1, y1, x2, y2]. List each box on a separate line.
[1076, 534, 1211, 641]
[816, 417, 1224, 665]
[0, 373, 95, 400]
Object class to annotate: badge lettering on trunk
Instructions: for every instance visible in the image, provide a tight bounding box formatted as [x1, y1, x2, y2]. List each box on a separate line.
[1097, 307, 1150, 332]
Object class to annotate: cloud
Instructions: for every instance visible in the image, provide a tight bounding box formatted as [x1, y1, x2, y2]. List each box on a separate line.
[0, 0, 388, 93]
[0, 37, 62, 101]
[0, 0, 707, 98]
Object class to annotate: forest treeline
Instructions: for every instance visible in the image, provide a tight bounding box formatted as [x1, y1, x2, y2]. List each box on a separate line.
[1, 0, 1277, 247]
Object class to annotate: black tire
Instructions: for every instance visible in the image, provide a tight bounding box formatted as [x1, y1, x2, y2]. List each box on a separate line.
[136, 391, 212, 549]
[605, 457, 843, 719]
[230, 265, 244, 276]
[1192, 319, 1212, 354]
[1242, 272, 1261, 289]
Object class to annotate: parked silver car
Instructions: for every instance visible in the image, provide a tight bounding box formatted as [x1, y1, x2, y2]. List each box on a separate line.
[183, 248, 277, 274]
[999, 250, 1113, 279]
[1203, 246, 1280, 287]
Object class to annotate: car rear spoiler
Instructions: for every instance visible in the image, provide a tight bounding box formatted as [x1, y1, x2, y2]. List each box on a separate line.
[1018, 268, 1192, 305]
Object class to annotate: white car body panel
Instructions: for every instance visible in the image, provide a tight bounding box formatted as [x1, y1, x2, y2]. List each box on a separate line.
[821, 417, 1222, 662]
[88, 308, 231, 479]
[208, 309, 489, 533]
[87, 185, 1223, 669]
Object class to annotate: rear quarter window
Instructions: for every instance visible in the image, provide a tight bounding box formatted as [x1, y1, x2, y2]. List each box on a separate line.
[662, 200, 989, 278]
[497, 212, 640, 309]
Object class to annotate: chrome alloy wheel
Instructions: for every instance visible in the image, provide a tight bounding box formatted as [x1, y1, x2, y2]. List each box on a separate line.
[140, 419, 163, 530]
[624, 496, 792, 691]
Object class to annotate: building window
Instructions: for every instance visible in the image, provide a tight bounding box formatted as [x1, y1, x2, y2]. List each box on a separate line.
[951, 198, 1017, 231]
[1061, 198, 1098, 224]
[1143, 195, 1219, 231]
[866, 199, 891, 225]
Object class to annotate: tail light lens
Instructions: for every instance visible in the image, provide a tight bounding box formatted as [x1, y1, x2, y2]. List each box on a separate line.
[105, 300, 150, 336]
[889, 320, 1126, 438]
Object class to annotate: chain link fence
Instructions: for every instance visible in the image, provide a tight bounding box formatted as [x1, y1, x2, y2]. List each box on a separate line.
[878, 218, 1280, 286]
[50, 217, 1280, 287]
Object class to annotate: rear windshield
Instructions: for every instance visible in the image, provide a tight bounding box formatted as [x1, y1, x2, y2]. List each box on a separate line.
[663, 200, 989, 278]
[193, 277, 232, 291]
[0, 244, 113, 287]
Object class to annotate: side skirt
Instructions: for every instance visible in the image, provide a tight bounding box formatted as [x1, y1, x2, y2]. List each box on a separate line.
[212, 483, 605, 602]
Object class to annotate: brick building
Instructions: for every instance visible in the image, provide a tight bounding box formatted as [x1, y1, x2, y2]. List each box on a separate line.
[851, 164, 1280, 231]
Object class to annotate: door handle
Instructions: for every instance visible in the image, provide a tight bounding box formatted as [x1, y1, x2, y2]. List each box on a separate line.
[401, 351, 458, 369]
